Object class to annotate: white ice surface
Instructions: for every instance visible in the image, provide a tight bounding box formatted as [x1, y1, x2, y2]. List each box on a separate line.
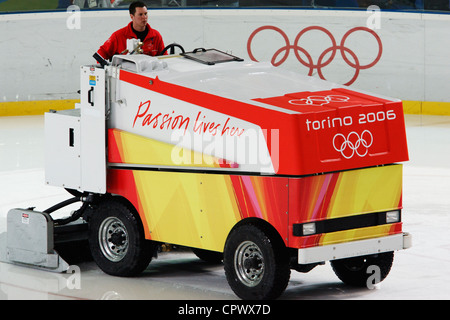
[0, 114, 449, 300]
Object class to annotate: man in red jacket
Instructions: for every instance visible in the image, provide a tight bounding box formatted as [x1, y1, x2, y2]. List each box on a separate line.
[93, 1, 165, 66]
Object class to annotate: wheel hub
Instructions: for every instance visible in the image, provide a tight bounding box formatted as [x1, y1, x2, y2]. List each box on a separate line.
[110, 230, 126, 246]
[99, 217, 129, 262]
[234, 241, 265, 287]
[243, 255, 262, 270]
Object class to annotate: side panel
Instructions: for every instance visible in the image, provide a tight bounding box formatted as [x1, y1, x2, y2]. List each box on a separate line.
[44, 109, 81, 190]
[107, 168, 289, 252]
[79, 66, 106, 193]
[108, 128, 237, 169]
[110, 77, 276, 174]
[288, 164, 403, 249]
[45, 66, 106, 193]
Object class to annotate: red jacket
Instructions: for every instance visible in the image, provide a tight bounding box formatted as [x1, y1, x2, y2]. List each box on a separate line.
[96, 22, 165, 61]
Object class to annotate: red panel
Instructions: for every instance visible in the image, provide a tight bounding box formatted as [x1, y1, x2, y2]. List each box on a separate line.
[253, 88, 391, 113]
[229, 175, 289, 245]
[256, 88, 409, 174]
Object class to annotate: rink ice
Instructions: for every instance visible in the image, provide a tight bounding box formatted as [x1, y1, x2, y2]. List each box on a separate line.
[0, 114, 449, 300]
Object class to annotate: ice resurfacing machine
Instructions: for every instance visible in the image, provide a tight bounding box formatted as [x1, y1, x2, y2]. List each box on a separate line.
[1, 44, 412, 299]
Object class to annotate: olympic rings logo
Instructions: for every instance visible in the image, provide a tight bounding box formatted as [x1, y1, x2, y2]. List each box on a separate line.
[247, 26, 382, 86]
[289, 94, 350, 106]
[333, 130, 373, 159]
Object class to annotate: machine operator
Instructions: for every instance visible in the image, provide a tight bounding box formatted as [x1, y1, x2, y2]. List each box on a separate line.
[93, 1, 166, 67]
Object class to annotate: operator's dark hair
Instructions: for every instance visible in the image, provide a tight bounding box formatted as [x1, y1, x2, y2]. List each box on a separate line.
[129, 1, 147, 15]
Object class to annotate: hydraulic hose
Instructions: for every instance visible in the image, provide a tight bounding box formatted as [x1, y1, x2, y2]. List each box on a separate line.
[54, 201, 90, 226]
[43, 194, 95, 225]
[43, 197, 81, 214]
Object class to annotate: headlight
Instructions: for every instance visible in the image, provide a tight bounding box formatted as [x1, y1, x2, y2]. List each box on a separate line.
[302, 222, 316, 236]
[386, 210, 400, 223]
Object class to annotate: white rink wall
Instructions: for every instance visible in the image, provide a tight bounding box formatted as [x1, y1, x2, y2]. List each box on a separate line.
[1, 8, 450, 110]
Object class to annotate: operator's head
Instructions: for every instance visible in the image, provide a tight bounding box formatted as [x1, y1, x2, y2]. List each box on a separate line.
[129, 1, 148, 31]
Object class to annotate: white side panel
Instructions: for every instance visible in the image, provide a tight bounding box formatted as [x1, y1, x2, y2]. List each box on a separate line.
[80, 66, 106, 193]
[44, 109, 81, 190]
[110, 78, 276, 174]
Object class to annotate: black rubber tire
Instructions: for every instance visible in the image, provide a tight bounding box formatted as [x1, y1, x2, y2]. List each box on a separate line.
[88, 197, 156, 277]
[224, 224, 290, 300]
[331, 251, 394, 287]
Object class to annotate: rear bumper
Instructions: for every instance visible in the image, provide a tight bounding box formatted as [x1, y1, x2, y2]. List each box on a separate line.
[298, 232, 412, 264]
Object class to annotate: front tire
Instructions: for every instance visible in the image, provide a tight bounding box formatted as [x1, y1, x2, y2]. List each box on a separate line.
[224, 224, 290, 300]
[88, 197, 156, 277]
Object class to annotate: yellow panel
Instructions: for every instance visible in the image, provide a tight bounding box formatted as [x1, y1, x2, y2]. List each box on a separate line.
[133, 170, 241, 252]
[116, 129, 235, 168]
[327, 165, 402, 218]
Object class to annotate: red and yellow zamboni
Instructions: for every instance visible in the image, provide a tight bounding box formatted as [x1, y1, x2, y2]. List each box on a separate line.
[2, 45, 411, 300]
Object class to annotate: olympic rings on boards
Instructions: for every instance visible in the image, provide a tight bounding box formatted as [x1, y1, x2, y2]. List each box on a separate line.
[247, 26, 383, 86]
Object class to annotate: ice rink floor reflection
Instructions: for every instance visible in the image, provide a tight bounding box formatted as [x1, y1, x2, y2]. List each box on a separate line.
[0, 114, 449, 300]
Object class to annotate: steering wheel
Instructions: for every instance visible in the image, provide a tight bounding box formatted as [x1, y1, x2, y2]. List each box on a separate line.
[160, 43, 185, 56]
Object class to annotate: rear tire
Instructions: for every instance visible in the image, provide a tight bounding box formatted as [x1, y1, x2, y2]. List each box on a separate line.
[88, 197, 156, 277]
[224, 224, 290, 300]
[331, 251, 394, 287]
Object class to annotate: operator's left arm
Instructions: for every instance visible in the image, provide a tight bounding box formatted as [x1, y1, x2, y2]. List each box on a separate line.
[93, 32, 119, 67]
